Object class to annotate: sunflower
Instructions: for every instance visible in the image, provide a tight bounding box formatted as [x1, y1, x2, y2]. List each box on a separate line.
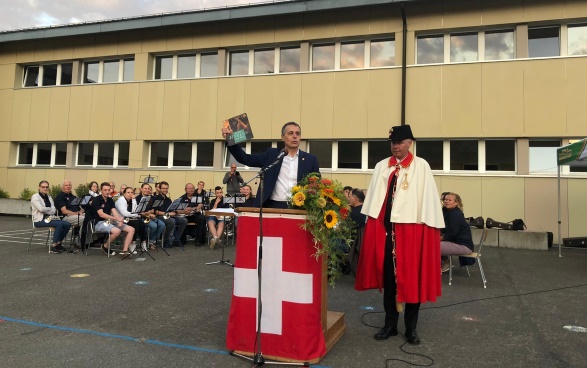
[292, 191, 306, 207]
[316, 197, 327, 208]
[324, 210, 338, 228]
[321, 190, 341, 206]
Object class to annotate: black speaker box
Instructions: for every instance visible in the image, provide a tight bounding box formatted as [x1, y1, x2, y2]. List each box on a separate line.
[562, 237, 587, 248]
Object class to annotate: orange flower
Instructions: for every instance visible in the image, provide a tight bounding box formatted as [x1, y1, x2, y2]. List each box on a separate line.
[320, 178, 332, 185]
[339, 207, 349, 219]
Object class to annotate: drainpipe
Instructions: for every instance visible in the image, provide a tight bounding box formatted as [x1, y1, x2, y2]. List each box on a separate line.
[401, 2, 407, 126]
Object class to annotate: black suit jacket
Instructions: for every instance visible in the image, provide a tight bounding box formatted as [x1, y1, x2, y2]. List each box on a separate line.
[227, 145, 320, 207]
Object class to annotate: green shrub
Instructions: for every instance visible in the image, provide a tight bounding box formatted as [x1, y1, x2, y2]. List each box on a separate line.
[75, 183, 89, 198]
[0, 187, 9, 199]
[19, 188, 34, 201]
[49, 184, 61, 199]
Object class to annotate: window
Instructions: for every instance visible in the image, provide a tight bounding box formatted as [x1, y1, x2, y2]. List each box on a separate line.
[77, 142, 129, 167]
[309, 141, 332, 169]
[177, 54, 196, 79]
[528, 26, 560, 58]
[279, 47, 300, 72]
[102, 60, 119, 83]
[367, 141, 389, 169]
[450, 32, 478, 62]
[417, 35, 444, 64]
[229, 51, 249, 76]
[340, 41, 364, 69]
[154, 56, 173, 80]
[151, 142, 215, 168]
[123, 59, 134, 81]
[568, 25, 587, 56]
[370, 39, 395, 67]
[83, 61, 99, 83]
[173, 142, 192, 167]
[17, 142, 67, 166]
[312, 44, 335, 71]
[450, 140, 478, 170]
[61, 63, 73, 85]
[196, 142, 214, 167]
[150, 142, 169, 167]
[485, 140, 515, 171]
[338, 141, 362, 169]
[529, 140, 560, 173]
[23, 66, 39, 87]
[18, 143, 34, 165]
[485, 30, 515, 60]
[254, 49, 275, 74]
[200, 53, 218, 77]
[42, 64, 58, 86]
[416, 140, 443, 170]
[251, 141, 272, 154]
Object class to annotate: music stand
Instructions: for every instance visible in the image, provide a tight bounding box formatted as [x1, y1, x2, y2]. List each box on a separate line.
[205, 208, 235, 267]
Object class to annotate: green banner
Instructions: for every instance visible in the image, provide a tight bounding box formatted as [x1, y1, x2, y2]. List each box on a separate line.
[557, 139, 587, 165]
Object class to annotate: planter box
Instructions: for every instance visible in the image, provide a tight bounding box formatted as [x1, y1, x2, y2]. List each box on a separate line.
[0, 198, 31, 216]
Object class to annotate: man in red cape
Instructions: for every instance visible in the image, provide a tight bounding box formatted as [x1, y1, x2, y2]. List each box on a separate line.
[355, 125, 444, 344]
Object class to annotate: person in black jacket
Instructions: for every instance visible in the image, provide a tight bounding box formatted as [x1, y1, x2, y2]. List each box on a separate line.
[440, 192, 473, 272]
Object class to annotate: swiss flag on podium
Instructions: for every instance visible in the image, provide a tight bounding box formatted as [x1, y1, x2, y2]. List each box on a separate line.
[226, 214, 326, 361]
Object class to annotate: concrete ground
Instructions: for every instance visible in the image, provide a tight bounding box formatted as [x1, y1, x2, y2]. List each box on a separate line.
[0, 215, 586, 368]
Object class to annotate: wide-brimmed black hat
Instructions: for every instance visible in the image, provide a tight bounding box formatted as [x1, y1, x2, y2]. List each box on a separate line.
[388, 125, 416, 142]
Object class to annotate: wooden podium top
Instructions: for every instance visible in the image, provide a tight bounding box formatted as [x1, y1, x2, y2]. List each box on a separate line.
[235, 207, 307, 215]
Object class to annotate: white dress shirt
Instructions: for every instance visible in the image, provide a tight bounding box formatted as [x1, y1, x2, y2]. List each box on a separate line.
[270, 149, 299, 202]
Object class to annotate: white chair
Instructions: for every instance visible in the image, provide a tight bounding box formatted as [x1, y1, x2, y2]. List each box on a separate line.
[27, 216, 55, 253]
[448, 228, 488, 288]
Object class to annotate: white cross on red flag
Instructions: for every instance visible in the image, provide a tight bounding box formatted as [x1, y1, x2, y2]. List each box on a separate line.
[226, 214, 326, 361]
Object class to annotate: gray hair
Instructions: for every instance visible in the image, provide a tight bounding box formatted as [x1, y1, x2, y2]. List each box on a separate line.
[281, 121, 301, 136]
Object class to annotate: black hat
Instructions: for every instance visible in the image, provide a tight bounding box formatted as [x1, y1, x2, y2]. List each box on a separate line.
[388, 125, 416, 142]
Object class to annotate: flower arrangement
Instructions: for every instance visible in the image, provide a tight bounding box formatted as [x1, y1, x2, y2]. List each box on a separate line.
[289, 173, 355, 285]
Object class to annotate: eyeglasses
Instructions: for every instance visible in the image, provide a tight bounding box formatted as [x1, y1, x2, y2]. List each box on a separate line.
[40, 186, 49, 189]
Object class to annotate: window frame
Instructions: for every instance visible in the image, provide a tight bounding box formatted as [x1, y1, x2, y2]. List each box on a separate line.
[75, 142, 129, 168]
[149, 141, 214, 169]
[16, 142, 67, 167]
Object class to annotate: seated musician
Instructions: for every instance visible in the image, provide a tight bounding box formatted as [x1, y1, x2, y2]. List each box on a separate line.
[234, 185, 255, 208]
[179, 182, 207, 246]
[135, 183, 165, 250]
[115, 187, 148, 253]
[153, 181, 187, 248]
[31, 180, 71, 254]
[440, 192, 473, 272]
[207, 186, 230, 249]
[91, 182, 135, 257]
[54, 180, 85, 247]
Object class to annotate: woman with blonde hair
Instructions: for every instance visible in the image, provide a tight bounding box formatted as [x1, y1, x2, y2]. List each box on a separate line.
[440, 192, 473, 272]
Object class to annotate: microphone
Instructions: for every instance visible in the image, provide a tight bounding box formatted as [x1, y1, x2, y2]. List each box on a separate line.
[276, 149, 287, 160]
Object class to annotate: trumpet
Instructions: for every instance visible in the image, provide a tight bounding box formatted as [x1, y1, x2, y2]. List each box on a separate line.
[143, 215, 151, 224]
[163, 212, 171, 220]
[43, 215, 61, 223]
[123, 217, 131, 224]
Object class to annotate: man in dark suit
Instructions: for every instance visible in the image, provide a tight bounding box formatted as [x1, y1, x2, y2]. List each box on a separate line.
[222, 121, 319, 209]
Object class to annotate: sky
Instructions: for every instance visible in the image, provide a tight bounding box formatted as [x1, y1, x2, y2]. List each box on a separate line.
[0, 0, 281, 32]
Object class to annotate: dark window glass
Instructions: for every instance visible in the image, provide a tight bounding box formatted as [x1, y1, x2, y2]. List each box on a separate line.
[309, 141, 332, 169]
[370, 39, 395, 67]
[417, 35, 444, 64]
[177, 54, 196, 79]
[450, 140, 478, 170]
[18, 143, 34, 165]
[155, 56, 173, 80]
[276, 141, 285, 150]
[312, 44, 335, 71]
[200, 53, 218, 77]
[97, 142, 115, 166]
[61, 63, 73, 85]
[173, 142, 192, 167]
[486, 140, 515, 171]
[196, 142, 214, 167]
[368, 141, 390, 169]
[150, 142, 169, 166]
[251, 141, 272, 154]
[77, 143, 94, 165]
[36, 143, 52, 165]
[24, 66, 39, 87]
[528, 27, 560, 58]
[123, 59, 134, 82]
[55, 143, 67, 165]
[254, 49, 275, 74]
[103, 60, 119, 83]
[280, 47, 300, 73]
[338, 141, 362, 169]
[43, 64, 58, 86]
[416, 140, 443, 170]
[229, 51, 249, 76]
[570, 166, 587, 172]
[118, 141, 129, 166]
[84, 62, 99, 83]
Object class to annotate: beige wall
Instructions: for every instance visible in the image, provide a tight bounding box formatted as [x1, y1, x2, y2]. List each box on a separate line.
[1, 0, 587, 239]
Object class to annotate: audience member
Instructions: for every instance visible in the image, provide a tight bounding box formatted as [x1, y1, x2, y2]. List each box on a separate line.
[31, 180, 71, 254]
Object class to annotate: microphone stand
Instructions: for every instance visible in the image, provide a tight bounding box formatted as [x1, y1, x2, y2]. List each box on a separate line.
[232, 153, 305, 367]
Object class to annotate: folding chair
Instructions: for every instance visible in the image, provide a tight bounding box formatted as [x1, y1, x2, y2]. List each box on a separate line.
[84, 220, 112, 257]
[448, 228, 488, 288]
[27, 216, 55, 253]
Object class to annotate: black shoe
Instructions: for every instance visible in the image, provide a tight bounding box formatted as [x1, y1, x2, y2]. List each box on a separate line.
[374, 326, 398, 340]
[50, 246, 62, 254]
[56, 244, 67, 252]
[101, 245, 116, 256]
[405, 329, 421, 345]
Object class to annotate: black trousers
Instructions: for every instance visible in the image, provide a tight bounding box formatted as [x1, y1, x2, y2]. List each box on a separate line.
[184, 213, 206, 244]
[383, 233, 420, 332]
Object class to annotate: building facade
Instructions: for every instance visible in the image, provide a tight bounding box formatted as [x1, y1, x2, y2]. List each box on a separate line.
[1, 0, 586, 239]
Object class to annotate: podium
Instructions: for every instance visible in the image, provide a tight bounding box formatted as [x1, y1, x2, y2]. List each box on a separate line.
[226, 208, 345, 364]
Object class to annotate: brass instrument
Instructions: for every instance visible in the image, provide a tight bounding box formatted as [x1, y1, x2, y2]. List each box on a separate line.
[105, 219, 112, 225]
[43, 215, 61, 223]
[143, 215, 151, 224]
[123, 217, 131, 224]
[163, 212, 171, 220]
